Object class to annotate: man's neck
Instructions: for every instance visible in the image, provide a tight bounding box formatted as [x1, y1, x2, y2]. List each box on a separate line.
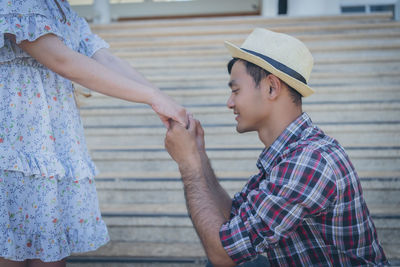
[258, 108, 302, 149]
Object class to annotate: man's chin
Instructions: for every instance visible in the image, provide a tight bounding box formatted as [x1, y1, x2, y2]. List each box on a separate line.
[236, 122, 257, 133]
[236, 125, 248, 133]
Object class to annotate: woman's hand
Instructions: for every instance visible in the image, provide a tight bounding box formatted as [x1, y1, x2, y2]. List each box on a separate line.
[151, 91, 188, 128]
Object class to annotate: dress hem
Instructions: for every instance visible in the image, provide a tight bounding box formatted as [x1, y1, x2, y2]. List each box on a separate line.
[1, 238, 110, 262]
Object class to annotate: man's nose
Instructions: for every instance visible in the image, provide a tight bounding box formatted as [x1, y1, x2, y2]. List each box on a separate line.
[226, 95, 234, 109]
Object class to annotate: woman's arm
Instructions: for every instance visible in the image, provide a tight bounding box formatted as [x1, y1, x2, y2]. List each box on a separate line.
[92, 48, 156, 89]
[17, 33, 187, 127]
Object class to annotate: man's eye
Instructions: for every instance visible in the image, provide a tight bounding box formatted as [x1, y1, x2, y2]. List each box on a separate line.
[232, 89, 239, 94]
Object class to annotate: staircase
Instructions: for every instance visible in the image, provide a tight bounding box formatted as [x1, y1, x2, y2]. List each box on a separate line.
[67, 13, 400, 266]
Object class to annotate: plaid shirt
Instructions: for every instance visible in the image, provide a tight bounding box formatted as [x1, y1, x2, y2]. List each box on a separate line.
[219, 113, 388, 266]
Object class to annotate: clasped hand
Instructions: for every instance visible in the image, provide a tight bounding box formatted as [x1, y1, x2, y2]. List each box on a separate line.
[165, 115, 205, 169]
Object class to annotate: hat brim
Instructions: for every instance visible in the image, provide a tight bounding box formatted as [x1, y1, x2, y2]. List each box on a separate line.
[224, 41, 314, 97]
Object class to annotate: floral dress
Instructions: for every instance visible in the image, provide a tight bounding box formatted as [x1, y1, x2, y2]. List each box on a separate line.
[0, 0, 110, 262]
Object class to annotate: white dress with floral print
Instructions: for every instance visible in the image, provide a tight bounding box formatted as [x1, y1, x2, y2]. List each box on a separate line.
[0, 0, 109, 261]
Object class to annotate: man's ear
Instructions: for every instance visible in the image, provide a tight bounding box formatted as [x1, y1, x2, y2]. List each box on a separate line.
[264, 74, 282, 100]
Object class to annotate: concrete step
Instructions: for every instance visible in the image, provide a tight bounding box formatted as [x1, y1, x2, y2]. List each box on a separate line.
[104, 217, 197, 244]
[80, 102, 400, 126]
[126, 78, 400, 91]
[78, 241, 205, 258]
[89, 146, 400, 174]
[95, 20, 400, 39]
[83, 119, 400, 148]
[99, 202, 398, 223]
[93, 176, 400, 206]
[83, 59, 399, 75]
[85, 127, 400, 149]
[80, 93, 400, 109]
[97, 206, 400, 247]
[91, 13, 394, 32]
[77, 69, 400, 88]
[67, 245, 400, 266]
[124, 58, 400, 79]
[66, 204, 400, 263]
[105, 52, 400, 80]
[84, 121, 400, 135]
[105, 30, 400, 50]
[97, 197, 400, 214]
[115, 50, 400, 71]
[109, 37, 400, 55]
[111, 39, 400, 58]
[75, 62, 400, 88]
[95, 169, 400, 180]
[131, 81, 395, 100]
[129, 45, 400, 62]
[77, 84, 400, 108]
[80, 96, 400, 115]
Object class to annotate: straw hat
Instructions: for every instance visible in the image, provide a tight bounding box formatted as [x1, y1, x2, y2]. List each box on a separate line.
[225, 28, 315, 97]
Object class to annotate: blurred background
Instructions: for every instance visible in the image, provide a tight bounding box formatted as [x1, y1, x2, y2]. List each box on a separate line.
[67, 1, 400, 266]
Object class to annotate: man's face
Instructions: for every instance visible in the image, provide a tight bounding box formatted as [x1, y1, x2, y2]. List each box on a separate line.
[227, 61, 268, 133]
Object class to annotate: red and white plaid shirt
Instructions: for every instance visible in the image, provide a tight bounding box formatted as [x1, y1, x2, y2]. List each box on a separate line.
[219, 113, 388, 266]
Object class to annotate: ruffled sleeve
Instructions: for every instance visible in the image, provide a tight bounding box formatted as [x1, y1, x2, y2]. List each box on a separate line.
[77, 17, 109, 58]
[0, 13, 64, 46]
[0, 4, 65, 62]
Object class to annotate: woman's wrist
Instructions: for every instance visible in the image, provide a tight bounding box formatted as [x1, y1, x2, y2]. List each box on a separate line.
[146, 87, 162, 106]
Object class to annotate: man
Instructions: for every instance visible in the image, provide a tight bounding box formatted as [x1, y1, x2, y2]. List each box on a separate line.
[164, 28, 388, 267]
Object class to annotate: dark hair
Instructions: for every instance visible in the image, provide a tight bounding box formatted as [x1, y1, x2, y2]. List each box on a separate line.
[227, 58, 302, 106]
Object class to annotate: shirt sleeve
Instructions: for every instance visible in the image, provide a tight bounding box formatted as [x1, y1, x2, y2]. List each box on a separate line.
[219, 149, 337, 265]
[229, 170, 265, 218]
[77, 16, 109, 58]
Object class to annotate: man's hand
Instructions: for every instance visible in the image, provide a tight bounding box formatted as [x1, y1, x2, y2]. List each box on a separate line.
[165, 115, 201, 170]
[193, 119, 206, 153]
[151, 91, 188, 129]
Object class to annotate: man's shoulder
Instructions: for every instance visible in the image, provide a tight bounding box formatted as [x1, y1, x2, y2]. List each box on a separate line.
[288, 124, 356, 174]
[283, 124, 349, 163]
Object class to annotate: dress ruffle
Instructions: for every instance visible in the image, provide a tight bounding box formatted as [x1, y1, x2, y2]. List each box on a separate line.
[0, 149, 98, 181]
[0, 13, 65, 62]
[0, 219, 109, 262]
[77, 17, 109, 57]
[0, 173, 109, 262]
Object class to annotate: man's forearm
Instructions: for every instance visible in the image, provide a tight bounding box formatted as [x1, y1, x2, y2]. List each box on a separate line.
[164, 118, 235, 266]
[179, 164, 235, 267]
[199, 151, 232, 220]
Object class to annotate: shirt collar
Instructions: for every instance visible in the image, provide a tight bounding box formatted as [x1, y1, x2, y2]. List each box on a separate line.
[256, 112, 313, 173]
